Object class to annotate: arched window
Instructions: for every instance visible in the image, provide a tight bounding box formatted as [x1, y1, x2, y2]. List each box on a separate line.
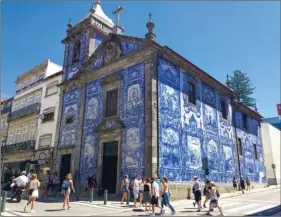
[188, 81, 196, 105]
[72, 40, 81, 64]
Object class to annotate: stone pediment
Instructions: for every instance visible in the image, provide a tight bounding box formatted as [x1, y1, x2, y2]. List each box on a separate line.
[83, 34, 146, 73]
[95, 118, 125, 133]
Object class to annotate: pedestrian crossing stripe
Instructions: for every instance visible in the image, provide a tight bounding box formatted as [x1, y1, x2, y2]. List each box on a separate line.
[224, 203, 259, 213]
[1, 212, 15, 216]
[243, 205, 279, 215]
[71, 201, 132, 212]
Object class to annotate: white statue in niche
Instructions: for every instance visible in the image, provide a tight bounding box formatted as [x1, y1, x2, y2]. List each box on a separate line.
[87, 97, 98, 120]
[127, 128, 140, 151]
[127, 84, 141, 110]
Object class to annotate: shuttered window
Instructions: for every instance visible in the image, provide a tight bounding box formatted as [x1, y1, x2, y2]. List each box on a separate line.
[105, 89, 118, 117]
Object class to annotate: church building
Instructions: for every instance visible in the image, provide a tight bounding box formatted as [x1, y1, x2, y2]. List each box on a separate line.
[53, 1, 267, 196]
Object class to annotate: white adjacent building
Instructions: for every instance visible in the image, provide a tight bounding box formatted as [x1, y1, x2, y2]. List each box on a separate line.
[261, 118, 281, 185]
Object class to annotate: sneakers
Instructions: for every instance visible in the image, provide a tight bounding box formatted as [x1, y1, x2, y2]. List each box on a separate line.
[171, 211, 176, 215]
[62, 207, 66, 211]
[67, 206, 71, 210]
[203, 204, 207, 208]
[160, 209, 165, 215]
[193, 202, 196, 207]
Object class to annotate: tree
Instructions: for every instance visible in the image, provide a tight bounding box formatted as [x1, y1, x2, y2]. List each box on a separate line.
[226, 70, 256, 108]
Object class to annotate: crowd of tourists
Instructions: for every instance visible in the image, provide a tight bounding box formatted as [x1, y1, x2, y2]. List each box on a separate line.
[6, 170, 252, 215]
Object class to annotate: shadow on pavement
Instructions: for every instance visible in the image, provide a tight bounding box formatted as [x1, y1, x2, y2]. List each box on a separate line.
[45, 209, 64, 212]
[246, 205, 281, 216]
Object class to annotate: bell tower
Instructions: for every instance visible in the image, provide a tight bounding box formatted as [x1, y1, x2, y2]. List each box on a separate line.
[61, 0, 115, 81]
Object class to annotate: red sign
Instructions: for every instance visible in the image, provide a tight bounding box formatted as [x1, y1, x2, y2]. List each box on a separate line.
[277, 104, 281, 115]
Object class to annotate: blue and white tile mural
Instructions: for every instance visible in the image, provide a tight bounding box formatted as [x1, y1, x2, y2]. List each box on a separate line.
[158, 57, 266, 184]
[235, 112, 267, 183]
[79, 63, 145, 182]
[65, 35, 87, 81]
[59, 88, 82, 148]
[94, 32, 103, 49]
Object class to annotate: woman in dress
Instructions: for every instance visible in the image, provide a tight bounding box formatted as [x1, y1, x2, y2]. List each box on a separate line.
[61, 173, 75, 210]
[24, 174, 40, 213]
[143, 178, 152, 211]
[120, 175, 129, 204]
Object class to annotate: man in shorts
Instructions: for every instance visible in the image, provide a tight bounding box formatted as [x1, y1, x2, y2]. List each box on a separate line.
[150, 177, 161, 216]
[193, 176, 202, 212]
[133, 175, 140, 208]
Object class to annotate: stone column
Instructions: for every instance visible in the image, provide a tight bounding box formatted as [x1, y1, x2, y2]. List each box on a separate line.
[144, 52, 158, 178]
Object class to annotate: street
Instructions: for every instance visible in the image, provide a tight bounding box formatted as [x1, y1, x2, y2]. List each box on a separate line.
[1, 186, 280, 216]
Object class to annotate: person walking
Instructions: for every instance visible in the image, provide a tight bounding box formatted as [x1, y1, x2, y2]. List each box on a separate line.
[143, 178, 152, 211]
[232, 177, 238, 192]
[85, 174, 97, 197]
[61, 173, 75, 210]
[192, 176, 202, 212]
[25, 169, 34, 197]
[133, 175, 140, 208]
[246, 177, 251, 191]
[24, 174, 40, 213]
[120, 175, 129, 204]
[206, 182, 223, 216]
[52, 172, 60, 196]
[139, 177, 145, 207]
[202, 179, 212, 209]
[160, 177, 175, 215]
[240, 177, 245, 194]
[44, 170, 51, 197]
[150, 177, 161, 216]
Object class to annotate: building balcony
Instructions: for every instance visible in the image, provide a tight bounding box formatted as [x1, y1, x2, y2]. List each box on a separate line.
[1, 140, 36, 153]
[8, 103, 41, 121]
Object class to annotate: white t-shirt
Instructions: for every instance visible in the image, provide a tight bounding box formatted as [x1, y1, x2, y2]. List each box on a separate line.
[133, 179, 140, 191]
[16, 175, 29, 187]
[152, 181, 159, 197]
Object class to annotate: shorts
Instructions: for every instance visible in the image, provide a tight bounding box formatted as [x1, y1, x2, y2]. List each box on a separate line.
[151, 195, 158, 205]
[241, 185, 245, 190]
[139, 190, 144, 194]
[133, 190, 139, 199]
[194, 190, 201, 202]
[122, 186, 128, 193]
[210, 199, 218, 204]
[29, 189, 39, 198]
[233, 184, 237, 188]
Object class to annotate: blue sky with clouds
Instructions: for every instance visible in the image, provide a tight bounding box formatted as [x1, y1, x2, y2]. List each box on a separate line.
[2, 1, 280, 118]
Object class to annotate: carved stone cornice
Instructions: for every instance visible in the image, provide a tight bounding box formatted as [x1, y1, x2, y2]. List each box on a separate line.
[101, 74, 122, 86]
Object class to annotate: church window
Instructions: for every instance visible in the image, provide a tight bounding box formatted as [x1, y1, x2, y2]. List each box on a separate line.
[188, 81, 196, 105]
[253, 144, 258, 160]
[72, 40, 81, 64]
[221, 100, 228, 119]
[238, 138, 243, 156]
[105, 89, 118, 117]
[242, 114, 248, 130]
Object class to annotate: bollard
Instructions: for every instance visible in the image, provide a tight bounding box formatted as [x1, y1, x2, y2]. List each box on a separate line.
[104, 189, 108, 205]
[126, 191, 130, 206]
[90, 188, 94, 203]
[187, 188, 191, 199]
[1, 191, 7, 212]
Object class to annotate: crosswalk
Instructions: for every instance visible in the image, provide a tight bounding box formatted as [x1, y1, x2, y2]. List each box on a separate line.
[1, 200, 280, 216]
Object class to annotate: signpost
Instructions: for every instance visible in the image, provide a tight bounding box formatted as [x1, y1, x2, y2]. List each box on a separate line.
[271, 164, 277, 187]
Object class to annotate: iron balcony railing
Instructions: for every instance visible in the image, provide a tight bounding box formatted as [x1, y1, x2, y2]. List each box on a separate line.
[1, 140, 36, 153]
[8, 103, 41, 121]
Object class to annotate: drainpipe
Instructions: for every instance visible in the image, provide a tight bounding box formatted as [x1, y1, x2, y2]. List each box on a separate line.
[231, 98, 242, 190]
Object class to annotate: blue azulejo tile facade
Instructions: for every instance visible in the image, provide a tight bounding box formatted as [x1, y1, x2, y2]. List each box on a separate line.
[79, 63, 145, 182]
[157, 57, 264, 184]
[59, 88, 82, 148]
[234, 112, 267, 183]
[65, 35, 87, 81]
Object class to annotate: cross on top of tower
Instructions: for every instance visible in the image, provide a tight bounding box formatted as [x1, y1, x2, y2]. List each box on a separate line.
[112, 5, 124, 27]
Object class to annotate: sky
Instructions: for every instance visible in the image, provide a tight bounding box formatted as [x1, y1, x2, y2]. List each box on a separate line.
[1, 1, 280, 118]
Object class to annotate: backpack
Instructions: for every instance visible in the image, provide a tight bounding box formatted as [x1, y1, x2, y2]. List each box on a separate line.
[62, 180, 70, 191]
[216, 190, 220, 198]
